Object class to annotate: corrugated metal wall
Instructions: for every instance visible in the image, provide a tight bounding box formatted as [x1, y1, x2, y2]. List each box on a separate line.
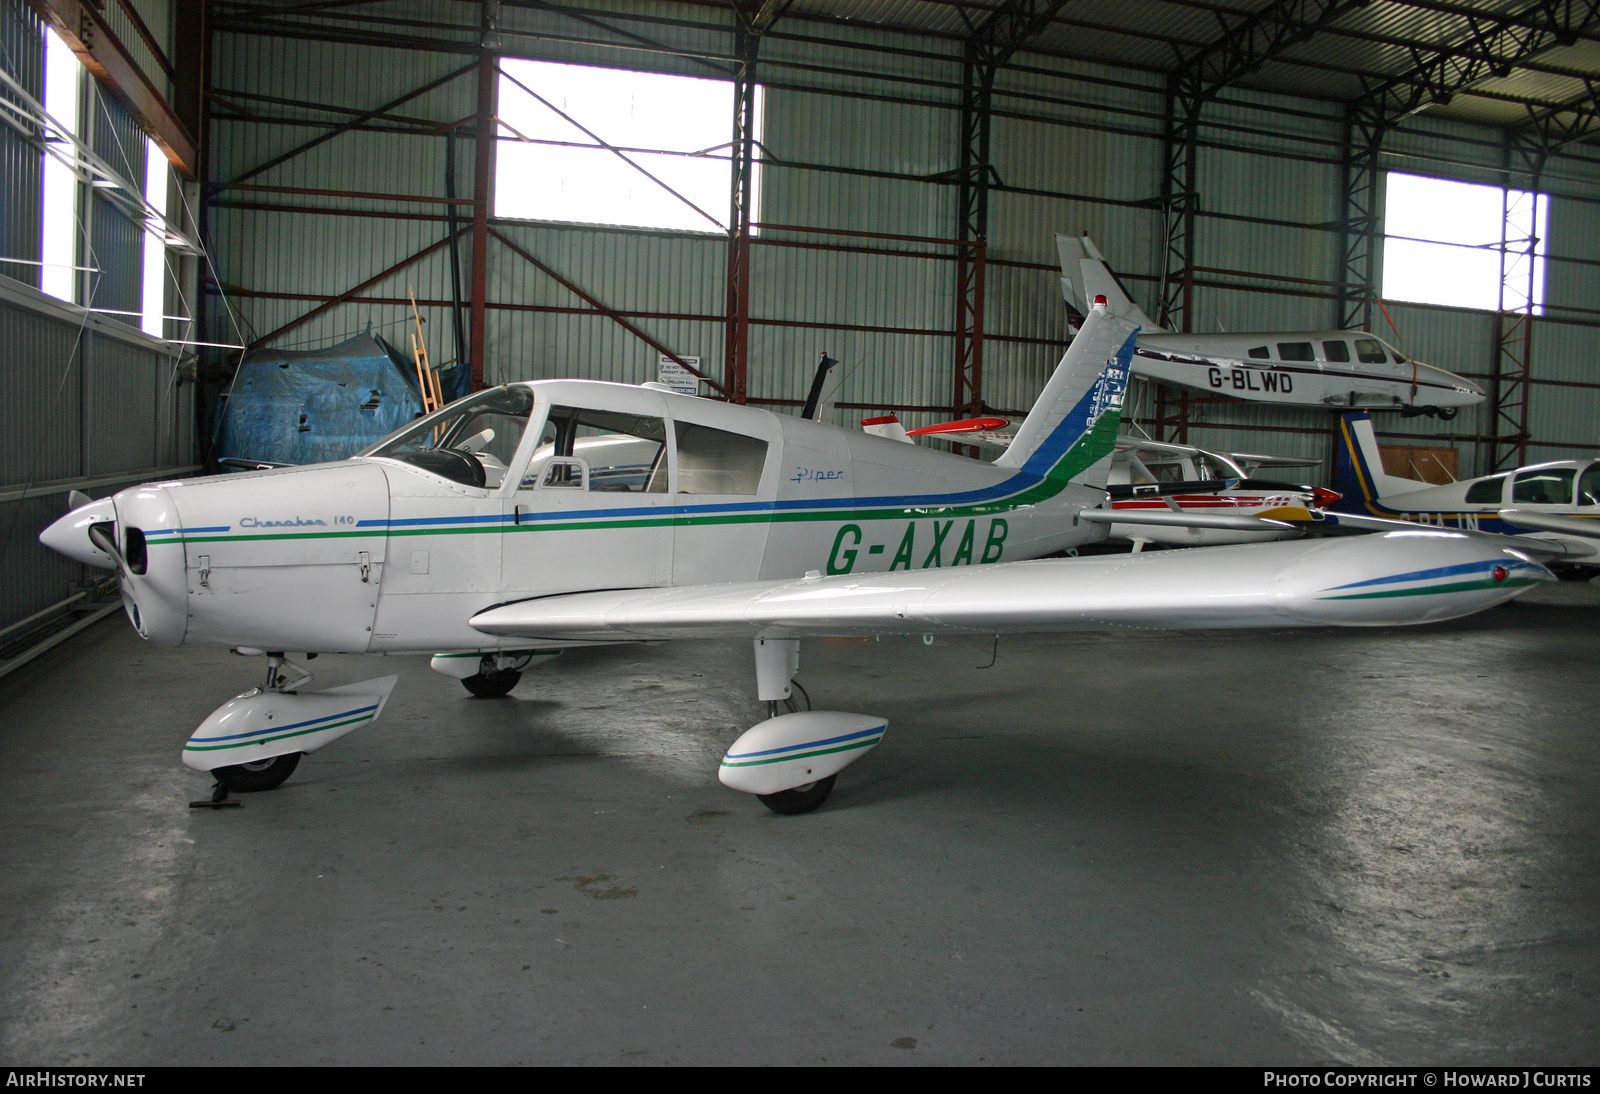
[0, 289, 193, 633]
[204, 2, 1600, 482]
[1, 2, 42, 291]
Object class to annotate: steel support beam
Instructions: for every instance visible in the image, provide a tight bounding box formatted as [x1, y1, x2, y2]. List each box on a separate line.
[246, 233, 463, 349]
[949, 0, 1068, 425]
[1485, 129, 1551, 471]
[490, 227, 726, 395]
[1157, 0, 1367, 335]
[470, 42, 496, 390]
[724, 19, 759, 404]
[30, 0, 197, 176]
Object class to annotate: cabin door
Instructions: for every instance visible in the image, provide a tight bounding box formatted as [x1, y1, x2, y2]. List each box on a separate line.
[502, 404, 674, 597]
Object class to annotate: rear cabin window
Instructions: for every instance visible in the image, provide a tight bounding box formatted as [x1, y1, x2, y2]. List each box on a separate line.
[1512, 468, 1574, 505]
[676, 423, 767, 494]
[1247, 346, 1270, 359]
[1323, 340, 1351, 362]
[1579, 464, 1600, 506]
[1464, 475, 1506, 504]
[1354, 339, 1387, 364]
[525, 407, 668, 492]
[1277, 342, 1315, 362]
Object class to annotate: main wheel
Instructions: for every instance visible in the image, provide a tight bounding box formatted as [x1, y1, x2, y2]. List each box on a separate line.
[212, 752, 302, 792]
[757, 774, 836, 815]
[462, 667, 522, 698]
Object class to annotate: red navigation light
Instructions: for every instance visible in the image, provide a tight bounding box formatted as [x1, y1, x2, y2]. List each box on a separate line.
[1312, 487, 1342, 510]
[1092, 294, 1108, 306]
[1492, 565, 1508, 583]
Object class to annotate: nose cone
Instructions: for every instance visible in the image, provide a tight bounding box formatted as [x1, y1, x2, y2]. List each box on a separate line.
[1419, 361, 1486, 404]
[39, 496, 118, 568]
[110, 484, 189, 647]
[1275, 529, 1552, 626]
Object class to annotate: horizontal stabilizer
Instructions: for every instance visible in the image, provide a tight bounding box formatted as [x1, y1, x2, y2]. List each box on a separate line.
[1079, 509, 1292, 533]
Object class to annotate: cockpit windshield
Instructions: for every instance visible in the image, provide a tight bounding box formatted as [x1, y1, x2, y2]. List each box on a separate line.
[359, 385, 534, 488]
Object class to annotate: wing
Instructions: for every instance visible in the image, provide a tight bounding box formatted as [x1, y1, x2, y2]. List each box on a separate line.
[471, 531, 1549, 643]
[1322, 510, 1587, 561]
[1500, 509, 1600, 540]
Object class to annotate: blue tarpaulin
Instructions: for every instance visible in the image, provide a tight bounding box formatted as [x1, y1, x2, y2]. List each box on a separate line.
[216, 330, 457, 467]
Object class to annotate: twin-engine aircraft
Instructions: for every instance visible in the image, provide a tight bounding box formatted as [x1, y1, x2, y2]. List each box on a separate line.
[41, 303, 1551, 815]
[1331, 411, 1600, 564]
[1057, 234, 1484, 418]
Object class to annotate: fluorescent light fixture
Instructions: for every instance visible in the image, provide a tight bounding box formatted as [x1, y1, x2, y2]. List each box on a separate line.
[495, 59, 762, 234]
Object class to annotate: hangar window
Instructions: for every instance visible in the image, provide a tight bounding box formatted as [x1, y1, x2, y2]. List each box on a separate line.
[40, 28, 81, 302]
[495, 59, 762, 234]
[1382, 172, 1547, 314]
[675, 423, 767, 495]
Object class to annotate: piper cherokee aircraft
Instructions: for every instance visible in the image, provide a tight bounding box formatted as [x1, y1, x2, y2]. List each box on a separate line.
[1057, 233, 1485, 419]
[1331, 410, 1600, 564]
[40, 302, 1552, 816]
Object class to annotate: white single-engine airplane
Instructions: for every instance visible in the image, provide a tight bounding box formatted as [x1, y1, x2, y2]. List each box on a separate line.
[41, 303, 1551, 815]
[1058, 234, 1484, 418]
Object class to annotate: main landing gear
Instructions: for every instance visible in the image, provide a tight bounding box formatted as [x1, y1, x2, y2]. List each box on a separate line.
[456, 651, 547, 697]
[717, 638, 889, 816]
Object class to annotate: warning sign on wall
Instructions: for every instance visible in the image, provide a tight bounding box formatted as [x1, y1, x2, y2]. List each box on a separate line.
[658, 356, 701, 396]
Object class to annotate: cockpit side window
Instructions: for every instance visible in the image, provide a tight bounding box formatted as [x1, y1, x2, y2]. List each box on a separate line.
[1463, 474, 1507, 504]
[360, 386, 533, 488]
[1512, 467, 1574, 505]
[1579, 464, 1600, 506]
[676, 423, 768, 495]
[1354, 339, 1387, 364]
[521, 407, 668, 493]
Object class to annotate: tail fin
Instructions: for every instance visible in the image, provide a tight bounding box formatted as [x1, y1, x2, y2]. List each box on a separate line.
[993, 301, 1138, 489]
[1056, 233, 1164, 333]
[1332, 411, 1426, 512]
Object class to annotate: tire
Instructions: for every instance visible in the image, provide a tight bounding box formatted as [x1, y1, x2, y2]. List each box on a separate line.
[213, 752, 302, 792]
[757, 774, 836, 815]
[462, 668, 522, 698]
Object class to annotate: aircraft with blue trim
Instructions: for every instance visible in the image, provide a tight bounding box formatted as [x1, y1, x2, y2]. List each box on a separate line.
[39, 302, 1553, 815]
[1329, 410, 1600, 564]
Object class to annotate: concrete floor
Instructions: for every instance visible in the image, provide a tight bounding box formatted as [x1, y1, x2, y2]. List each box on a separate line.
[1, 583, 1598, 1065]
